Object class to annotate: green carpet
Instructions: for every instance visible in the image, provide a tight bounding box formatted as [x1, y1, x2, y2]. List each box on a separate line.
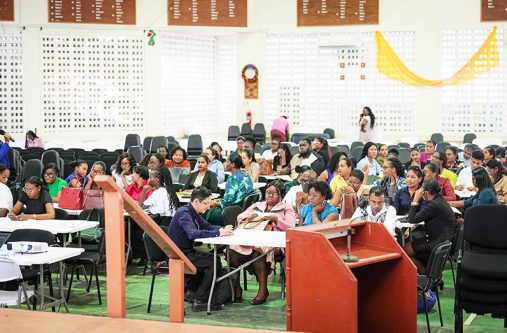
[49, 264, 507, 332]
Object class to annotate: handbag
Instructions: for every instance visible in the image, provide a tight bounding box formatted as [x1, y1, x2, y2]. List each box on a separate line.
[59, 187, 84, 210]
[340, 191, 358, 219]
[83, 189, 104, 210]
[236, 215, 273, 231]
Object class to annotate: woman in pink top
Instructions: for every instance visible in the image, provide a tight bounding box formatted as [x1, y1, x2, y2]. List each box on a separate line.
[25, 130, 44, 148]
[270, 116, 289, 142]
[229, 180, 296, 305]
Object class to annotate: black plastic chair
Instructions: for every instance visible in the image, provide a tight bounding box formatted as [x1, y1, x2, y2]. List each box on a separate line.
[67, 148, 85, 156]
[242, 192, 261, 210]
[435, 142, 451, 154]
[142, 226, 169, 313]
[323, 128, 335, 139]
[455, 205, 507, 333]
[150, 136, 169, 153]
[124, 134, 141, 152]
[418, 241, 452, 333]
[222, 205, 244, 227]
[431, 133, 444, 144]
[398, 142, 411, 148]
[463, 133, 477, 144]
[54, 208, 69, 220]
[228, 126, 240, 141]
[449, 223, 464, 288]
[398, 148, 411, 164]
[336, 144, 350, 155]
[166, 136, 176, 143]
[143, 136, 153, 153]
[350, 141, 364, 151]
[350, 146, 363, 162]
[253, 123, 266, 143]
[187, 134, 203, 156]
[92, 149, 108, 155]
[127, 146, 146, 163]
[99, 152, 120, 175]
[414, 143, 426, 151]
[240, 123, 253, 137]
[22, 159, 43, 181]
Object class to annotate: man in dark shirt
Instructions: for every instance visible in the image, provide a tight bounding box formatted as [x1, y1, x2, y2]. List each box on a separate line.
[167, 186, 233, 311]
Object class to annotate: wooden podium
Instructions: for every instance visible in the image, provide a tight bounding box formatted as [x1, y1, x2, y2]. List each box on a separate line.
[286, 220, 416, 333]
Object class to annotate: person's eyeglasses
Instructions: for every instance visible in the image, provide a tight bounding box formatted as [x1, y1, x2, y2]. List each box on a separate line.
[301, 179, 311, 184]
[43, 173, 55, 178]
[266, 191, 279, 197]
[23, 187, 38, 194]
[148, 161, 158, 165]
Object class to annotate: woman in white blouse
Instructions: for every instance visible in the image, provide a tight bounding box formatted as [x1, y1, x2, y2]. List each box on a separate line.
[111, 153, 136, 189]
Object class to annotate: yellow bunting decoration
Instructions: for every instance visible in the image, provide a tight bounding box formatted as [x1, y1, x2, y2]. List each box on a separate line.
[376, 27, 499, 86]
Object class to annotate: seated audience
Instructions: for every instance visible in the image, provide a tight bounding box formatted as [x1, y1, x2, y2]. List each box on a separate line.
[42, 163, 67, 203]
[167, 186, 233, 312]
[142, 153, 165, 171]
[125, 165, 152, 203]
[241, 148, 260, 182]
[405, 147, 426, 170]
[0, 164, 12, 216]
[376, 144, 389, 167]
[374, 158, 406, 204]
[483, 146, 495, 165]
[196, 147, 225, 183]
[420, 140, 436, 164]
[166, 147, 191, 170]
[65, 159, 88, 188]
[312, 137, 331, 165]
[450, 167, 498, 209]
[458, 144, 474, 168]
[9, 176, 55, 220]
[272, 143, 292, 176]
[318, 152, 347, 185]
[112, 152, 136, 190]
[329, 157, 353, 193]
[229, 180, 296, 305]
[25, 130, 44, 148]
[430, 151, 458, 188]
[300, 181, 339, 225]
[140, 166, 181, 226]
[355, 142, 382, 184]
[289, 138, 326, 179]
[235, 136, 245, 154]
[261, 137, 280, 161]
[456, 150, 484, 191]
[84, 161, 106, 190]
[351, 186, 397, 236]
[393, 166, 423, 215]
[243, 137, 257, 153]
[331, 169, 367, 207]
[283, 168, 316, 214]
[486, 159, 507, 204]
[403, 179, 457, 274]
[184, 154, 218, 192]
[157, 146, 170, 161]
[210, 141, 225, 163]
[422, 163, 456, 201]
[444, 146, 462, 174]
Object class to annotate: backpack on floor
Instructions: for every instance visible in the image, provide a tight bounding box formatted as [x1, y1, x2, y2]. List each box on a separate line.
[211, 267, 236, 306]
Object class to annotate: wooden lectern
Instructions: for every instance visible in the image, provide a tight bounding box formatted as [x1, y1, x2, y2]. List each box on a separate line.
[286, 220, 416, 333]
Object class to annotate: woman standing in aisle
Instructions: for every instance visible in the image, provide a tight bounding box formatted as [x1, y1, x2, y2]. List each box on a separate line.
[358, 106, 375, 142]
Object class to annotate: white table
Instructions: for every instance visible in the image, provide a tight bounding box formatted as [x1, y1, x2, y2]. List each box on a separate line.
[455, 190, 477, 199]
[0, 246, 84, 312]
[260, 175, 293, 182]
[196, 230, 286, 314]
[218, 182, 266, 191]
[53, 203, 83, 216]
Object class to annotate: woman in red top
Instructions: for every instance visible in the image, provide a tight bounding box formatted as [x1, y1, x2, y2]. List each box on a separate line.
[125, 165, 153, 203]
[165, 147, 191, 170]
[423, 163, 456, 201]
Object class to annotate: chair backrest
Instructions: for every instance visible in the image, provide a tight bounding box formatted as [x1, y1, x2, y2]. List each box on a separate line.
[240, 123, 252, 137]
[99, 152, 120, 175]
[78, 208, 105, 228]
[58, 150, 76, 161]
[143, 136, 153, 152]
[394, 227, 405, 247]
[6, 228, 55, 245]
[289, 146, 300, 156]
[323, 128, 335, 139]
[127, 146, 146, 163]
[336, 144, 350, 155]
[150, 136, 169, 153]
[169, 167, 190, 184]
[228, 126, 240, 141]
[167, 142, 179, 155]
[398, 142, 410, 148]
[92, 148, 109, 155]
[242, 192, 261, 210]
[350, 146, 363, 162]
[143, 225, 168, 262]
[414, 143, 426, 151]
[187, 134, 203, 156]
[435, 142, 451, 154]
[388, 144, 399, 151]
[54, 208, 69, 220]
[167, 136, 176, 143]
[425, 241, 452, 286]
[253, 123, 266, 143]
[464, 205, 507, 249]
[124, 133, 141, 152]
[10, 148, 23, 182]
[350, 141, 364, 150]
[463, 133, 477, 144]
[68, 148, 85, 155]
[77, 151, 100, 160]
[0, 257, 23, 282]
[431, 133, 444, 144]
[222, 205, 244, 227]
[22, 159, 43, 181]
[398, 148, 411, 164]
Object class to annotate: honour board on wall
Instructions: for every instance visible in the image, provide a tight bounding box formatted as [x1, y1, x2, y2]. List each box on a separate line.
[298, 0, 379, 26]
[168, 0, 247, 27]
[0, 0, 14, 21]
[48, 0, 136, 24]
[482, 0, 507, 21]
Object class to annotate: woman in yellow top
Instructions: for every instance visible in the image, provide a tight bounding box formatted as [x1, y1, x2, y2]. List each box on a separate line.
[317, 152, 347, 185]
[486, 159, 507, 204]
[329, 158, 353, 193]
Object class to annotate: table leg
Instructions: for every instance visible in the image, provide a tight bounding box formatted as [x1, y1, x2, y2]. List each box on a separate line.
[62, 234, 67, 247]
[226, 246, 234, 303]
[38, 264, 44, 311]
[207, 246, 218, 315]
[58, 261, 69, 312]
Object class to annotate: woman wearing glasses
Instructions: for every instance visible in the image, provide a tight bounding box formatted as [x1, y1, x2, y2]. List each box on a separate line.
[141, 153, 165, 171]
[229, 180, 296, 305]
[84, 161, 107, 190]
[9, 176, 55, 220]
[42, 163, 68, 203]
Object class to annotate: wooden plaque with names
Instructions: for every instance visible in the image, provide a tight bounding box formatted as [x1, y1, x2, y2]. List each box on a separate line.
[48, 0, 136, 25]
[0, 0, 14, 21]
[168, 0, 247, 27]
[482, 0, 507, 21]
[298, 0, 379, 26]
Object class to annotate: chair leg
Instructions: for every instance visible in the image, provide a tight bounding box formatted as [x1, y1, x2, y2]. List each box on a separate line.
[87, 266, 94, 293]
[47, 269, 55, 312]
[66, 265, 76, 303]
[95, 264, 101, 305]
[147, 272, 156, 313]
[243, 269, 248, 291]
[424, 291, 431, 333]
[33, 278, 39, 310]
[143, 262, 148, 276]
[436, 289, 443, 327]
[450, 260, 456, 288]
[454, 307, 463, 333]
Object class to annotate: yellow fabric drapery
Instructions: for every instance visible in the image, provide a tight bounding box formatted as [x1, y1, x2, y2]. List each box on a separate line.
[376, 27, 499, 86]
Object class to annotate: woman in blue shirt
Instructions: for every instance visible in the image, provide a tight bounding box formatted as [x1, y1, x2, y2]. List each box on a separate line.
[394, 166, 423, 215]
[300, 181, 339, 226]
[450, 167, 498, 209]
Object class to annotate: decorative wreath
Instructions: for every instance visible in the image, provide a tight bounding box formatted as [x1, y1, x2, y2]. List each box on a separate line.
[242, 64, 258, 83]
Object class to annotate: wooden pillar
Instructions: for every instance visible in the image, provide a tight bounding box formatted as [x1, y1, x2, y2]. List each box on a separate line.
[169, 259, 185, 322]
